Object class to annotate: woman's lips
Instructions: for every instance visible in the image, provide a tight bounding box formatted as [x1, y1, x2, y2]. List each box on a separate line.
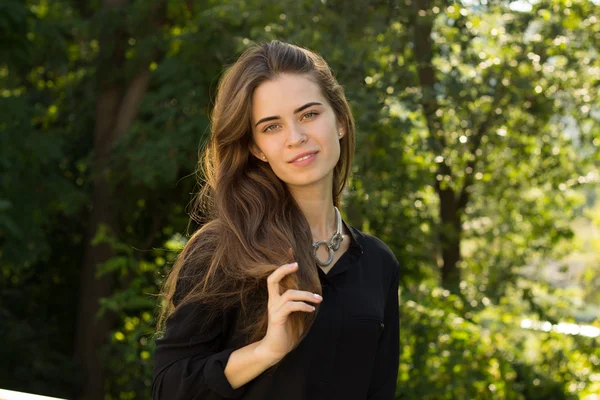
[290, 152, 318, 166]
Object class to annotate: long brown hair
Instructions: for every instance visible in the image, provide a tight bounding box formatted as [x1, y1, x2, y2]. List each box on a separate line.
[157, 41, 355, 350]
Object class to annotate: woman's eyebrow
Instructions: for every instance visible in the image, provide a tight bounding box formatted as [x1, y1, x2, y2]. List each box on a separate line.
[293, 101, 322, 114]
[254, 102, 323, 127]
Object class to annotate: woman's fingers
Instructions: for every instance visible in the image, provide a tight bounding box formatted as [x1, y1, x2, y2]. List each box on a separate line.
[267, 262, 298, 300]
[281, 289, 323, 304]
[271, 290, 323, 320]
[278, 301, 316, 315]
[261, 262, 323, 359]
[266, 263, 323, 320]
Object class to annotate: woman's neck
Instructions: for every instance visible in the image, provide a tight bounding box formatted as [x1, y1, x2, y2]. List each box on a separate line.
[288, 183, 337, 242]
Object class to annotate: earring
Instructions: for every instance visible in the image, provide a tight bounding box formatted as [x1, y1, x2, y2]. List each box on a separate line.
[338, 131, 343, 137]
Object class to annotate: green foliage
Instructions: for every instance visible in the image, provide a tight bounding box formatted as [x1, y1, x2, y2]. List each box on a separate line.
[1, 0, 599, 399]
[400, 282, 600, 399]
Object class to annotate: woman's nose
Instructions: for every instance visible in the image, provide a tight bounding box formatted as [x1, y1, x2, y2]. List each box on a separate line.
[287, 123, 307, 147]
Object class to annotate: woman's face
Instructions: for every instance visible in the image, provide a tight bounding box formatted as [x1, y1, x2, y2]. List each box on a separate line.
[250, 73, 344, 190]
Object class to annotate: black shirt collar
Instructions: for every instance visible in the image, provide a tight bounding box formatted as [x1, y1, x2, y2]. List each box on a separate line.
[344, 220, 363, 257]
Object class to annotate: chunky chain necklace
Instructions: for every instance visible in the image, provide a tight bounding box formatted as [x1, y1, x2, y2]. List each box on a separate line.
[312, 207, 343, 267]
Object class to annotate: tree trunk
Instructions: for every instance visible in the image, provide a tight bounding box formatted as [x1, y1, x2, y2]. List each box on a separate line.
[73, 74, 122, 400]
[438, 188, 462, 290]
[411, 0, 464, 290]
[73, 1, 152, 398]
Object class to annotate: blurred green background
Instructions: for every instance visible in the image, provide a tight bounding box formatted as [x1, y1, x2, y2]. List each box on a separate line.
[1, 0, 599, 399]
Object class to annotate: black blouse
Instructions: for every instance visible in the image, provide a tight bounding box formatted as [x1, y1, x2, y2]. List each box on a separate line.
[152, 223, 400, 400]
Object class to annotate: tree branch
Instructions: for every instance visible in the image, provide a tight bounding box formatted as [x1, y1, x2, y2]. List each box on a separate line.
[111, 68, 152, 142]
[411, 0, 450, 180]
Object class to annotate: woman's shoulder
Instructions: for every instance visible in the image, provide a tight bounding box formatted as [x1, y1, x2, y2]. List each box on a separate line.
[347, 224, 400, 270]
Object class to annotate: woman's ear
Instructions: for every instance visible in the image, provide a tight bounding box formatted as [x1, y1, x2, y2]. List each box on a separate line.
[337, 121, 345, 139]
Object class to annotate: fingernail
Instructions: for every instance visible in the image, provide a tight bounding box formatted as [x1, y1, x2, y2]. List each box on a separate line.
[313, 293, 323, 300]
[289, 262, 298, 269]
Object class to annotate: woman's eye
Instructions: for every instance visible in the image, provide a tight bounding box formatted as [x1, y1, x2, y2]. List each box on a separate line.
[262, 113, 317, 132]
[302, 111, 318, 120]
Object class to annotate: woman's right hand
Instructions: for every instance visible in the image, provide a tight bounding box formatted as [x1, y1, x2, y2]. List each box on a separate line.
[257, 262, 323, 361]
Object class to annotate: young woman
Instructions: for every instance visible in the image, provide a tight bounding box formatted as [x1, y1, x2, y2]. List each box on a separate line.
[152, 41, 399, 400]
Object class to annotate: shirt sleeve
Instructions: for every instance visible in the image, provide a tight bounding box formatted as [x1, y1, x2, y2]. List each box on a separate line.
[152, 300, 246, 400]
[367, 260, 400, 399]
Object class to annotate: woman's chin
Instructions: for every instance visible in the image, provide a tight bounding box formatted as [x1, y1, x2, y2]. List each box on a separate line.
[282, 172, 334, 190]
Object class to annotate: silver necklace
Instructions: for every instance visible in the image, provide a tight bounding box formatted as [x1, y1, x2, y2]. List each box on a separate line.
[312, 207, 343, 267]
